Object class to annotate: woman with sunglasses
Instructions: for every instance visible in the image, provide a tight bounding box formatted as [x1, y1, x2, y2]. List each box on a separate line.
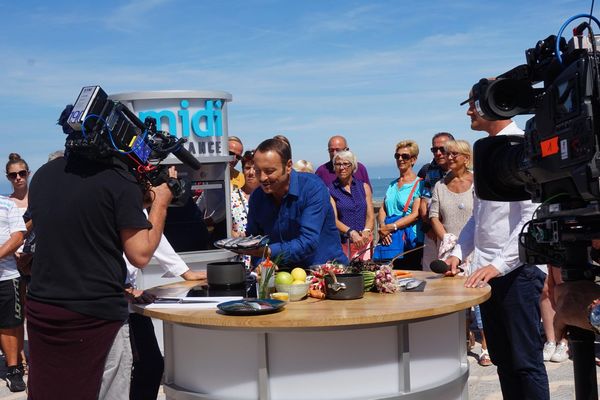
[375, 141, 423, 270]
[327, 150, 374, 261]
[428, 140, 473, 248]
[2, 153, 30, 389]
[6, 154, 29, 210]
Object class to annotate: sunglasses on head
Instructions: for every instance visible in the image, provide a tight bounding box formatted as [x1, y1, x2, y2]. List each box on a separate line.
[394, 153, 412, 161]
[430, 146, 446, 154]
[7, 170, 28, 180]
[229, 151, 242, 161]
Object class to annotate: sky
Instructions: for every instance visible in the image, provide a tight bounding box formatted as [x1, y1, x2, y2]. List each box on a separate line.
[0, 0, 593, 194]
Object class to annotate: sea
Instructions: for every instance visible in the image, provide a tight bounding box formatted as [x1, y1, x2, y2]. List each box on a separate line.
[371, 177, 394, 202]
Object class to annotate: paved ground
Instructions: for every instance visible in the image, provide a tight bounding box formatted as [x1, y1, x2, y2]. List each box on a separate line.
[0, 340, 598, 399]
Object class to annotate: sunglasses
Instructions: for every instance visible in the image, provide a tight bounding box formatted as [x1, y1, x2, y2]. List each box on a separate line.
[430, 146, 446, 154]
[446, 151, 465, 158]
[394, 153, 412, 161]
[7, 170, 28, 180]
[229, 151, 242, 161]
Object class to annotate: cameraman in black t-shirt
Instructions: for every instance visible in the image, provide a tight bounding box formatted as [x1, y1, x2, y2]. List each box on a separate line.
[27, 152, 174, 400]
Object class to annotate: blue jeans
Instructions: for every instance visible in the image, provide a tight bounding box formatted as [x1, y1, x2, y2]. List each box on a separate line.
[480, 264, 549, 400]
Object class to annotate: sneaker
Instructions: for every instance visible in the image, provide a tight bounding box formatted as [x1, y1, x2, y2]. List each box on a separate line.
[5, 365, 26, 392]
[543, 341, 556, 361]
[550, 342, 569, 363]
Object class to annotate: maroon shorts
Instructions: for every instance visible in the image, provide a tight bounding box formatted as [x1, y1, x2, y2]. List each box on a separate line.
[26, 299, 124, 400]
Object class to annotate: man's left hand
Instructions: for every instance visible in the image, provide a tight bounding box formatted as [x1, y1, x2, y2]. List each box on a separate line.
[465, 265, 500, 288]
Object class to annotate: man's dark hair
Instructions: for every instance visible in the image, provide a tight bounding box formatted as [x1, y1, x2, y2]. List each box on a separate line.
[432, 132, 454, 143]
[256, 138, 292, 166]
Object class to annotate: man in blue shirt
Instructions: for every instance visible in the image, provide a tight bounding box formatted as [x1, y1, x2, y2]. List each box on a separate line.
[242, 138, 348, 269]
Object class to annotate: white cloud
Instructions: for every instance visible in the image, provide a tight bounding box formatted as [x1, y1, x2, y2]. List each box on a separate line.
[104, 0, 173, 32]
[306, 4, 385, 34]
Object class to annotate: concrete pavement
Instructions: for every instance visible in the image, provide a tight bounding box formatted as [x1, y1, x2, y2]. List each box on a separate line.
[1, 341, 598, 399]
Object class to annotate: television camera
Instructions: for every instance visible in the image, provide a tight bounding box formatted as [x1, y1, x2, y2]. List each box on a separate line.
[466, 14, 600, 281]
[59, 86, 201, 199]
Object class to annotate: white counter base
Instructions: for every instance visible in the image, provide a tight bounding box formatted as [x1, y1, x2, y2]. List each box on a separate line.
[162, 312, 468, 400]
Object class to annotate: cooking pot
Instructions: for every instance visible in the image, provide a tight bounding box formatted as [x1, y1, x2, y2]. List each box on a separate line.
[324, 273, 364, 300]
[206, 262, 246, 287]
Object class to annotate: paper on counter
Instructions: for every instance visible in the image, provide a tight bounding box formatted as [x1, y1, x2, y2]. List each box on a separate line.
[143, 296, 242, 310]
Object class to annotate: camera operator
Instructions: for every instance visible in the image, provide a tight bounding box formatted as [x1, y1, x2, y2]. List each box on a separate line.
[26, 141, 175, 400]
[445, 89, 549, 399]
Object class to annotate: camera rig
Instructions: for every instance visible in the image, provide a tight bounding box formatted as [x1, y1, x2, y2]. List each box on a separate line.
[466, 15, 600, 281]
[60, 86, 201, 198]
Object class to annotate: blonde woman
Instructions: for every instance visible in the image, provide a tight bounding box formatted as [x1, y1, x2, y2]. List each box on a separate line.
[374, 140, 423, 269]
[429, 140, 473, 244]
[293, 159, 314, 173]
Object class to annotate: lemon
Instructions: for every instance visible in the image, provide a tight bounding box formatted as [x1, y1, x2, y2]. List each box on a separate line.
[275, 271, 294, 285]
[291, 267, 307, 282]
[292, 280, 306, 285]
[271, 292, 289, 301]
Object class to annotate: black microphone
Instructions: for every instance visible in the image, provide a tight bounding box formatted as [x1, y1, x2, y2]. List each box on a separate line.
[172, 146, 202, 170]
[430, 259, 463, 275]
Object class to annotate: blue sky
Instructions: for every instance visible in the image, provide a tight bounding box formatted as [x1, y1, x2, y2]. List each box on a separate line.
[0, 0, 591, 194]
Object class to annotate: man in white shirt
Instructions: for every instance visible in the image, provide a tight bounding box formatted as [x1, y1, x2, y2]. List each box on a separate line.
[445, 93, 549, 399]
[125, 209, 205, 400]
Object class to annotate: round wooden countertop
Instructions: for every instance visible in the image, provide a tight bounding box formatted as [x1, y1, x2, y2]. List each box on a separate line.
[135, 271, 490, 331]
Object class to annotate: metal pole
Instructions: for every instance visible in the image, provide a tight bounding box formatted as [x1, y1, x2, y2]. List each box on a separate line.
[569, 326, 598, 400]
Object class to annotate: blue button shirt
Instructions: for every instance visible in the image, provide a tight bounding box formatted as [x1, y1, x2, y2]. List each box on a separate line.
[246, 170, 348, 269]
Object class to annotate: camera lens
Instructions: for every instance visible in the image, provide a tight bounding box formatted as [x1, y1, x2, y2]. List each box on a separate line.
[488, 79, 534, 118]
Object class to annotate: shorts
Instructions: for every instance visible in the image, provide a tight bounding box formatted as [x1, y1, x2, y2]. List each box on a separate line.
[0, 278, 23, 329]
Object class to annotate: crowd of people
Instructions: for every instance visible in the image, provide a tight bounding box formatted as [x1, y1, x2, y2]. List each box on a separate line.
[0, 87, 597, 400]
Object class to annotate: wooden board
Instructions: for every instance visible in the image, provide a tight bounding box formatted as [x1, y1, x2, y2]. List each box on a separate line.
[135, 271, 490, 330]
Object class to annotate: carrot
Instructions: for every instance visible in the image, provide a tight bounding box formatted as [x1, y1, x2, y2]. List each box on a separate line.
[308, 288, 326, 299]
[394, 270, 413, 278]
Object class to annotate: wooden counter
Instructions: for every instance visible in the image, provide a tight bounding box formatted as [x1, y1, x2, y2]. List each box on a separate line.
[137, 272, 490, 400]
[138, 271, 489, 330]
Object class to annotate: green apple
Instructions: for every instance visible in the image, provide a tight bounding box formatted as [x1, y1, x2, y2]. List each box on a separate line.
[275, 271, 294, 285]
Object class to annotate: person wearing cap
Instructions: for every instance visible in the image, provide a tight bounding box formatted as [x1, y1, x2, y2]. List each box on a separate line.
[445, 90, 549, 399]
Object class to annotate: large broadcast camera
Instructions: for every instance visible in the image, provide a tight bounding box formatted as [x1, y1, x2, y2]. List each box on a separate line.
[60, 86, 201, 199]
[468, 14, 600, 281]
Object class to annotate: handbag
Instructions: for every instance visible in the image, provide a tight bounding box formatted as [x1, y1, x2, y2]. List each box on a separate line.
[373, 178, 421, 261]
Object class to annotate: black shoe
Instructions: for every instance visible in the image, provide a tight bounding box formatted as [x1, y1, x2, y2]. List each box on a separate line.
[5, 365, 26, 392]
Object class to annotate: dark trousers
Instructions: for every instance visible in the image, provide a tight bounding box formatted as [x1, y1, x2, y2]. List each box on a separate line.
[129, 313, 164, 400]
[480, 264, 549, 400]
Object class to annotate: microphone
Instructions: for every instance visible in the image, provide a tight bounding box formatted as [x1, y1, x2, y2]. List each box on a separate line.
[172, 145, 202, 170]
[429, 259, 463, 275]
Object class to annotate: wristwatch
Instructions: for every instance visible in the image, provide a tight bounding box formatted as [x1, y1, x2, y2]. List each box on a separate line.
[345, 228, 354, 237]
[588, 298, 600, 334]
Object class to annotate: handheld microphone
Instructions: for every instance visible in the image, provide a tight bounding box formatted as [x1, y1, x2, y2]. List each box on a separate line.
[429, 259, 463, 275]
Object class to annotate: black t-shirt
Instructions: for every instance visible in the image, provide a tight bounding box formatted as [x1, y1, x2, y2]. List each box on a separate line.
[28, 156, 151, 321]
